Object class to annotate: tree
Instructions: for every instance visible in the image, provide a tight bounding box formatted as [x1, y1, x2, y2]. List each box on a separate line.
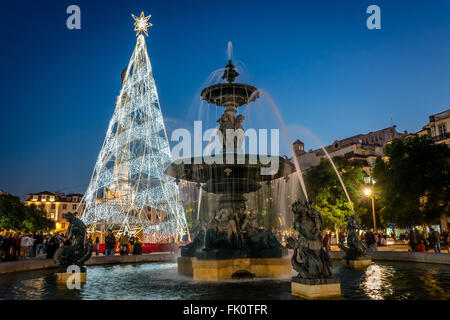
[0, 194, 55, 232]
[305, 156, 366, 231]
[372, 135, 450, 228]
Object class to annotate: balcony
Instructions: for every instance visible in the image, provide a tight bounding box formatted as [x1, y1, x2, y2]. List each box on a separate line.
[433, 132, 450, 142]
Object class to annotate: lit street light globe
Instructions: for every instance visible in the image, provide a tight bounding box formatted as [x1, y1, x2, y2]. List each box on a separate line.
[364, 188, 372, 196]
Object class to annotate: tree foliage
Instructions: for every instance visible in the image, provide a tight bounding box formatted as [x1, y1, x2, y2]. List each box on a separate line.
[0, 194, 55, 232]
[372, 135, 450, 228]
[305, 156, 366, 231]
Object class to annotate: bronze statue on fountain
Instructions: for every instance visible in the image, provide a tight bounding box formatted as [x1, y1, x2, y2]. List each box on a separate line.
[289, 201, 341, 298]
[339, 214, 371, 268]
[165, 60, 295, 262]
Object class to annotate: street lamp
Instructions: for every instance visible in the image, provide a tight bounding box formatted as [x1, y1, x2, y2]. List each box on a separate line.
[364, 188, 377, 232]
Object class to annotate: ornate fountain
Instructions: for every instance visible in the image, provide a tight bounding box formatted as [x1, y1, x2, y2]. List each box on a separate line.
[165, 60, 296, 280]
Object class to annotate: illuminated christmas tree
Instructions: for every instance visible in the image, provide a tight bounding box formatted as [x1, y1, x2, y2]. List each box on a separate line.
[81, 12, 187, 242]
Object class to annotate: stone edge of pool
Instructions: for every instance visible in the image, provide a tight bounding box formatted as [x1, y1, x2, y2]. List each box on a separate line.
[329, 251, 450, 265]
[0, 253, 178, 275]
[0, 251, 448, 275]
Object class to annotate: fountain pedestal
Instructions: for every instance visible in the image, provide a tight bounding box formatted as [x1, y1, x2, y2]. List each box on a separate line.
[178, 256, 194, 275]
[291, 278, 341, 299]
[346, 257, 372, 269]
[56, 272, 87, 283]
[192, 256, 291, 281]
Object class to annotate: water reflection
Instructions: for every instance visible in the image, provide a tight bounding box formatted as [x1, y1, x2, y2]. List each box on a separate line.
[360, 264, 394, 300]
[420, 269, 450, 300]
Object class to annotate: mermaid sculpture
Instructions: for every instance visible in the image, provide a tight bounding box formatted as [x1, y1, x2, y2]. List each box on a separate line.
[339, 214, 367, 263]
[53, 212, 92, 273]
[291, 201, 335, 284]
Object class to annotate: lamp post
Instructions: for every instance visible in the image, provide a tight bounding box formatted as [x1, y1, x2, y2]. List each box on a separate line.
[364, 188, 377, 232]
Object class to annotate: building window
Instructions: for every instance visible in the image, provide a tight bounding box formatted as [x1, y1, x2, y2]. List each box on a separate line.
[50, 213, 55, 219]
[439, 124, 447, 136]
[63, 204, 67, 210]
[51, 204, 55, 209]
[62, 223, 66, 229]
[40, 204, 45, 210]
[72, 204, 77, 210]
[49, 195, 55, 202]
[32, 195, 38, 201]
[41, 195, 46, 201]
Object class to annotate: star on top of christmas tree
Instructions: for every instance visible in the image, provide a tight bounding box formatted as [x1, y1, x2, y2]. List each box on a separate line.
[131, 11, 152, 37]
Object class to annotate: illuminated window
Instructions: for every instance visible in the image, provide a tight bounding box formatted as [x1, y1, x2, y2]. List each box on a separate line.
[41, 195, 46, 201]
[439, 124, 447, 136]
[50, 195, 55, 202]
[50, 213, 55, 219]
[32, 195, 38, 201]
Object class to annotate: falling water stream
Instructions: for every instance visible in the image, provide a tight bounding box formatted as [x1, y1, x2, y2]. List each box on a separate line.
[196, 187, 202, 220]
[249, 89, 309, 202]
[248, 89, 354, 211]
[227, 41, 233, 60]
[294, 125, 355, 212]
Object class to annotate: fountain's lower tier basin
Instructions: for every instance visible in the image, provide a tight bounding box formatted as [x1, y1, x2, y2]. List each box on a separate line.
[178, 256, 292, 281]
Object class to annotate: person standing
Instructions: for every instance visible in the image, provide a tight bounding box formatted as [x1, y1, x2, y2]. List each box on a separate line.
[36, 232, 44, 256]
[322, 231, 331, 251]
[119, 232, 130, 255]
[129, 234, 135, 255]
[46, 235, 57, 259]
[20, 234, 30, 258]
[94, 236, 100, 256]
[182, 233, 189, 246]
[170, 236, 175, 254]
[365, 230, 377, 252]
[2, 233, 11, 261]
[409, 229, 418, 252]
[431, 229, 441, 253]
[104, 230, 116, 256]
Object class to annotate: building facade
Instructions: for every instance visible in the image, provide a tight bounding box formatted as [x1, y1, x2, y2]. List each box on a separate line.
[293, 125, 407, 176]
[415, 108, 450, 232]
[24, 191, 84, 232]
[416, 109, 450, 146]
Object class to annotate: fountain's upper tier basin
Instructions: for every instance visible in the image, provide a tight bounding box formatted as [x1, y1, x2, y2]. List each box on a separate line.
[165, 154, 296, 194]
[200, 83, 259, 108]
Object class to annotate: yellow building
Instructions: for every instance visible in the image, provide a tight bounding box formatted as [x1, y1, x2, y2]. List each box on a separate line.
[415, 108, 450, 232]
[417, 109, 450, 146]
[293, 126, 407, 176]
[24, 191, 84, 232]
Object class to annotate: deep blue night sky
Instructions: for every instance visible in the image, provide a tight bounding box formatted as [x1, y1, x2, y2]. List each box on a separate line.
[0, 0, 449, 198]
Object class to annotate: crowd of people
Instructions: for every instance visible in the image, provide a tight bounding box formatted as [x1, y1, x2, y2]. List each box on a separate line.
[405, 228, 449, 253]
[318, 228, 449, 253]
[0, 232, 71, 262]
[0, 230, 148, 262]
[1, 226, 449, 263]
[96, 230, 143, 256]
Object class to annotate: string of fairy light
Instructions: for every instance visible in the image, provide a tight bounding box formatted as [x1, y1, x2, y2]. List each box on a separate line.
[81, 12, 188, 241]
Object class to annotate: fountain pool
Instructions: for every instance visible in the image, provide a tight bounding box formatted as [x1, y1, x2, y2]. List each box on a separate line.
[0, 260, 448, 300]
